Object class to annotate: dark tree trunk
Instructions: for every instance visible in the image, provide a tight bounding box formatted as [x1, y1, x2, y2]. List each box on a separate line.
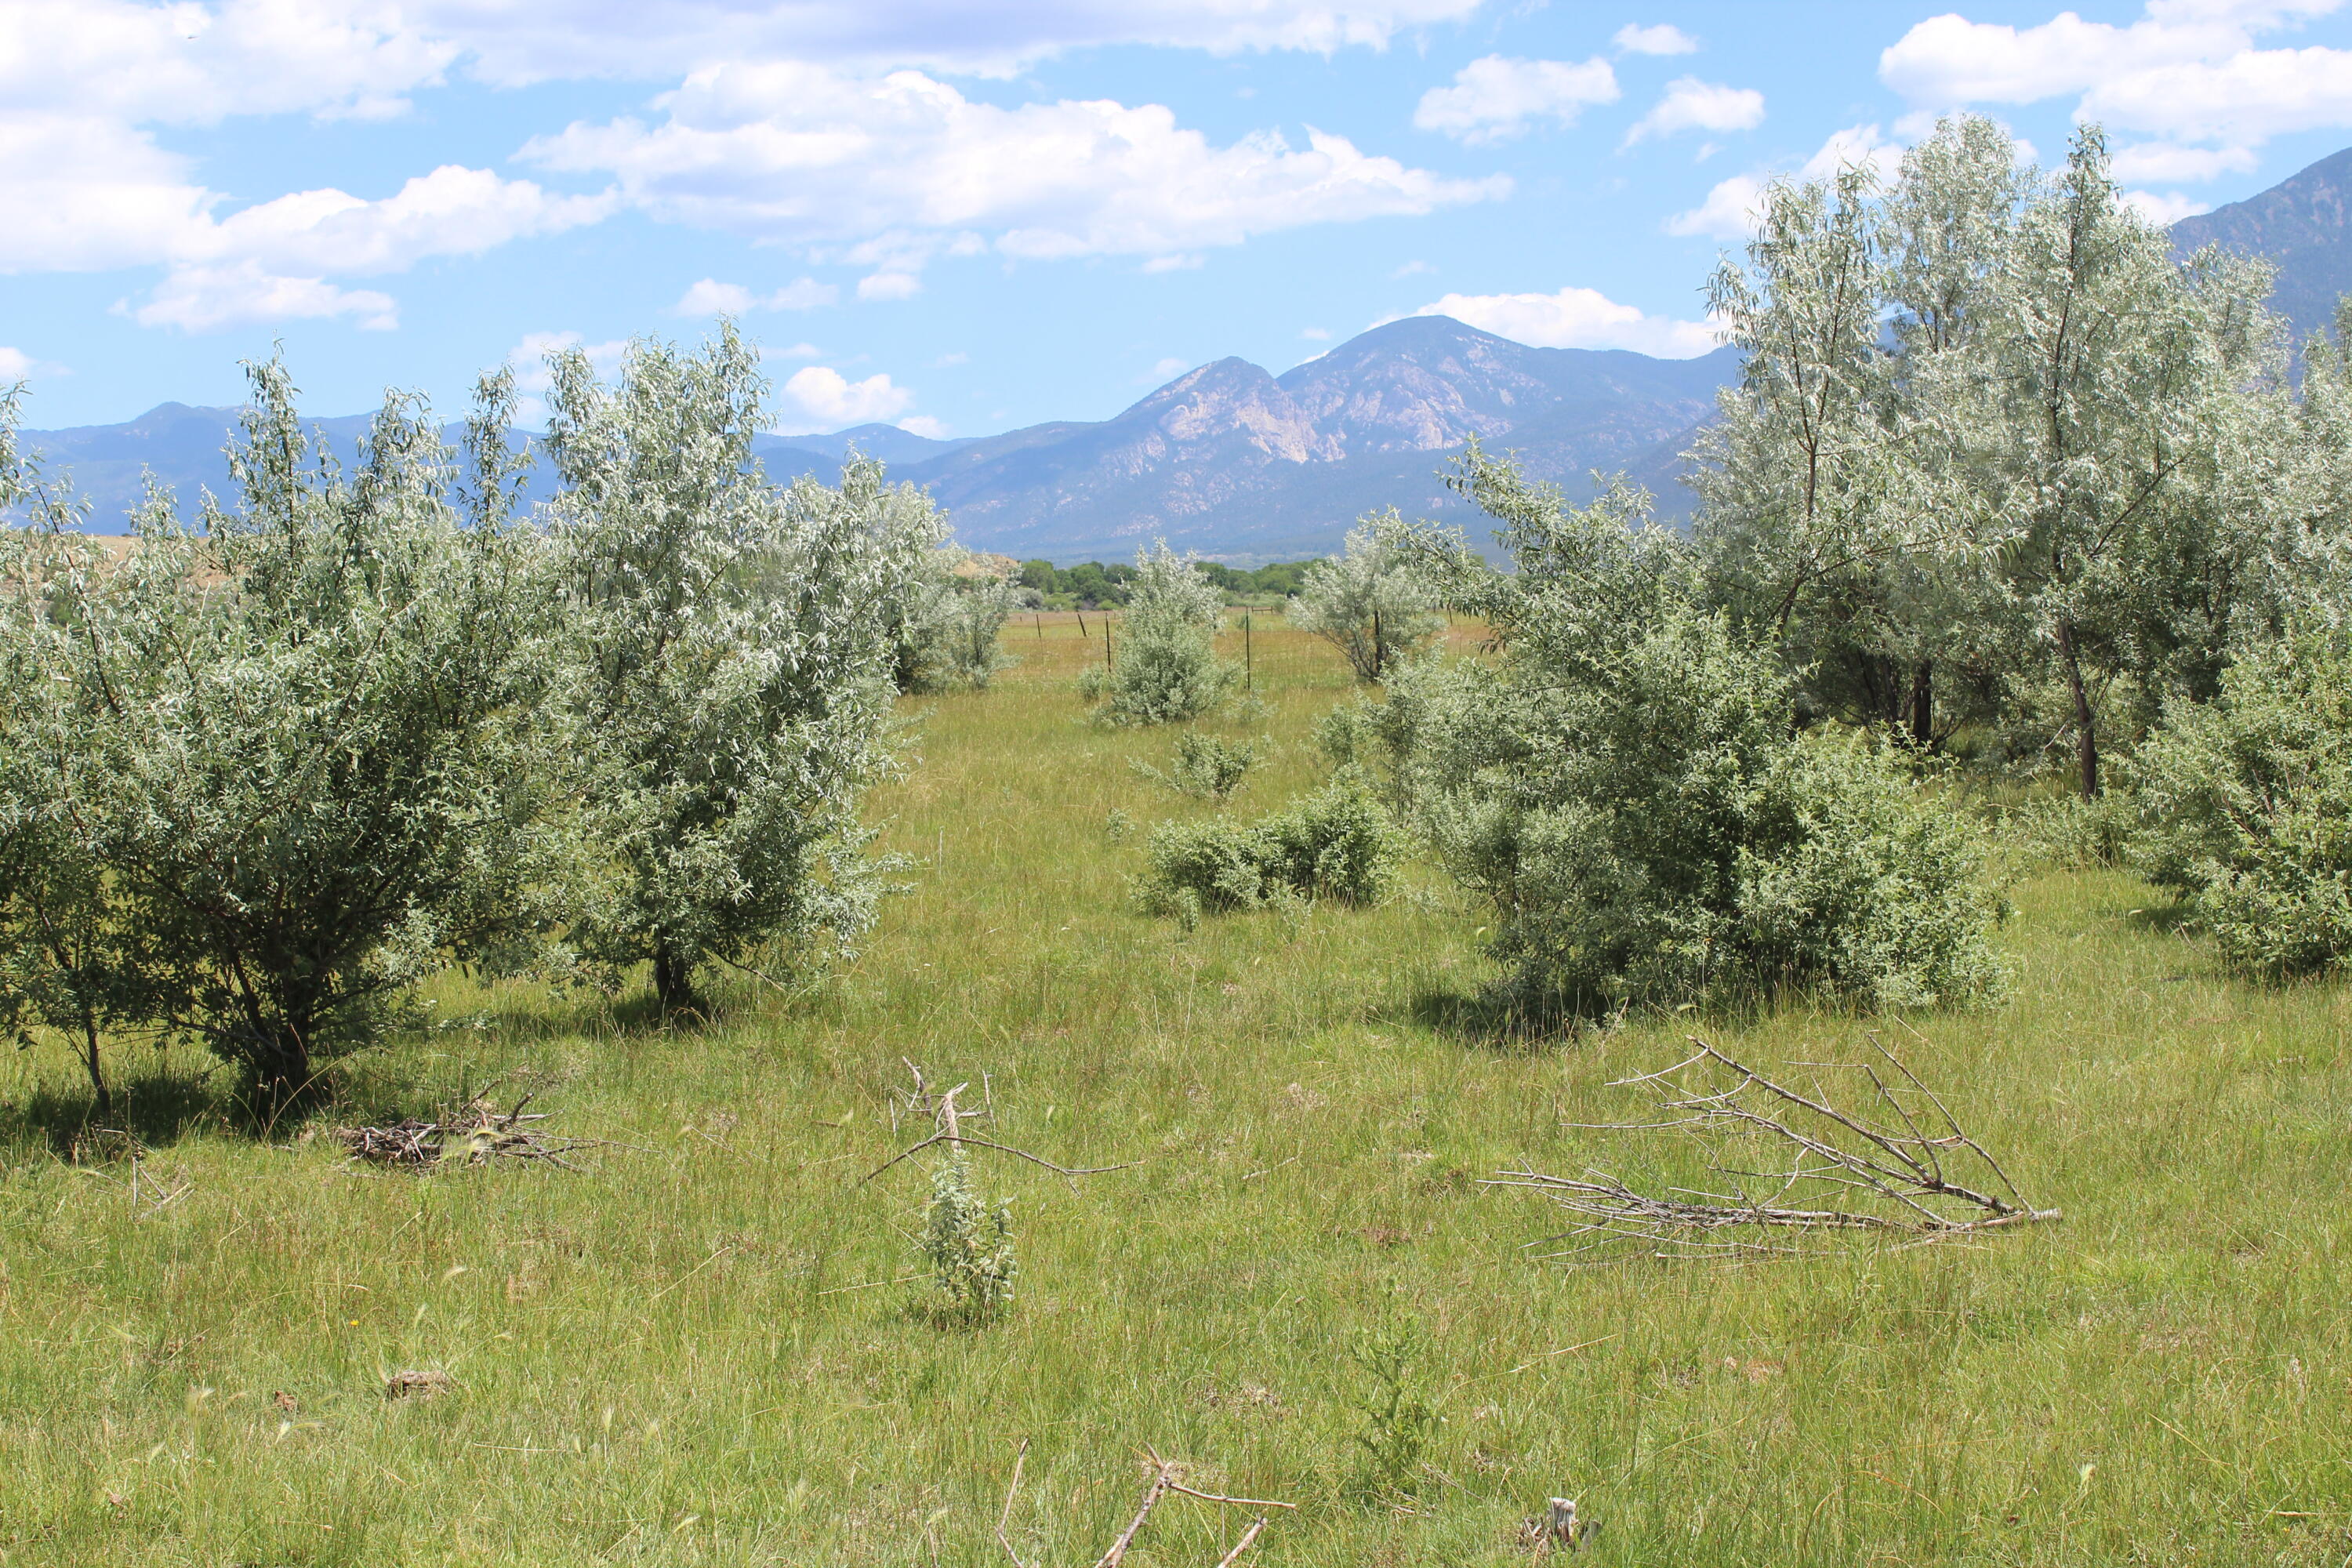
[78, 1007, 112, 1120]
[1908, 660, 1934, 750]
[2055, 619, 2099, 798]
[653, 944, 700, 1013]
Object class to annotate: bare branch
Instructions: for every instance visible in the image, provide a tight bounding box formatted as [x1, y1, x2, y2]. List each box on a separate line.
[1494, 1034, 2060, 1261]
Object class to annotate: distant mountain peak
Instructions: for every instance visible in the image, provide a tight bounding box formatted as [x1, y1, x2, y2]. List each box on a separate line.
[2173, 143, 2352, 339]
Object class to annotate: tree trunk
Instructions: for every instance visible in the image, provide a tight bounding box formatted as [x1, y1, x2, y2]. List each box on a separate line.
[1908, 660, 1934, 750]
[78, 1007, 112, 1121]
[247, 1024, 313, 1116]
[2055, 619, 2099, 798]
[653, 944, 700, 1013]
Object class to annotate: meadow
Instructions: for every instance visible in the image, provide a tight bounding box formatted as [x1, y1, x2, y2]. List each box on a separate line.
[2, 614, 2347, 1566]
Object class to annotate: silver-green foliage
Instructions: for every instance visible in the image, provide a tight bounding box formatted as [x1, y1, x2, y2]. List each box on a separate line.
[1291, 516, 1446, 683]
[895, 550, 1015, 693]
[1384, 448, 2006, 1011]
[1696, 118, 2294, 796]
[0, 359, 564, 1102]
[1131, 731, 1258, 800]
[1136, 771, 1398, 926]
[544, 327, 942, 1010]
[2132, 633, 2352, 977]
[919, 1150, 1016, 1324]
[1081, 542, 1234, 724]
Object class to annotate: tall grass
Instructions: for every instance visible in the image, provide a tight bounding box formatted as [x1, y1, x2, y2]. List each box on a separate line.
[1, 615, 2347, 1565]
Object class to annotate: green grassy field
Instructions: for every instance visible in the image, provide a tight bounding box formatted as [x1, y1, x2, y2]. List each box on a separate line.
[3, 615, 2349, 1566]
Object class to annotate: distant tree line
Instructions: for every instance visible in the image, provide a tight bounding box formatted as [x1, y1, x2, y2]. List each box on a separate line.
[1017, 556, 1318, 608]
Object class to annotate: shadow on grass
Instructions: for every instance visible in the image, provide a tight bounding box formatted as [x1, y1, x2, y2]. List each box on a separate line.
[0, 1064, 227, 1160]
[1394, 985, 1599, 1052]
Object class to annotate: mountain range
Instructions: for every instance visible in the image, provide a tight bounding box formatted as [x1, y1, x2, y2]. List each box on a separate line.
[20, 142, 2350, 563]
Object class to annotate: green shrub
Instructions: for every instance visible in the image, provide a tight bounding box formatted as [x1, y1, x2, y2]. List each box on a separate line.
[895, 551, 1015, 693]
[2132, 635, 2352, 976]
[1082, 543, 1235, 725]
[1131, 731, 1257, 800]
[1137, 773, 1399, 924]
[1383, 447, 2007, 1012]
[1292, 516, 1446, 683]
[545, 328, 940, 1011]
[0, 360, 566, 1105]
[917, 1150, 1016, 1325]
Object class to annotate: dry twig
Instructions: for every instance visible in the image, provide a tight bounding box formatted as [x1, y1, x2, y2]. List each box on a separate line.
[1491, 1035, 2060, 1261]
[996, 1443, 1284, 1568]
[862, 1071, 1141, 1185]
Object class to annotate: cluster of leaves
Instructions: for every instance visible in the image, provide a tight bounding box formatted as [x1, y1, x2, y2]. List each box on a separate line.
[0, 329, 941, 1105]
[1136, 772, 1399, 928]
[1374, 449, 2007, 1013]
[1080, 542, 1236, 725]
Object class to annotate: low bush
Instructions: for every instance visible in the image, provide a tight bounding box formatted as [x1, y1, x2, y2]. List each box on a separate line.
[895, 552, 1016, 693]
[2132, 633, 2352, 976]
[1381, 447, 2007, 1012]
[1131, 731, 1257, 800]
[1137, 773, 1399, 924]
[1082, 543, 1235, 725]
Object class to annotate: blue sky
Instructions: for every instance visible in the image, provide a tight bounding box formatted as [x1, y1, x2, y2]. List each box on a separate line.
[7, 0, 2352, 435]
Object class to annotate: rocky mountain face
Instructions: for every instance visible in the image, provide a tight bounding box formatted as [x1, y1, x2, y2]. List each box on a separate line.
[762, 318, 1739, 561]
[2172, 144, 2352, 341]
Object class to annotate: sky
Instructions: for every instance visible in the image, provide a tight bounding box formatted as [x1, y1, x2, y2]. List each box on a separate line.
[7, 0, 2352, 437]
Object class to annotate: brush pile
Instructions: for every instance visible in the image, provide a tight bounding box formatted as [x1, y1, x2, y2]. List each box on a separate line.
[338, 1094, 597, 1170]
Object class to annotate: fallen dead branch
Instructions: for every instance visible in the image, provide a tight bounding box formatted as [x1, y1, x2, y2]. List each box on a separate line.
[996, 1443, 1290, 1568]
[1492, 1034, 2060, 1261]
[337, 1093, 626, 1171]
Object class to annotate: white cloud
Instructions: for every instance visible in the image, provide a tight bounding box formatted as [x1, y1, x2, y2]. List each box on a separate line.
[1879, 2, 2352, 165]
[1408, 285, 1719, 357]
[1414, 55, 1620, 143]
[1613, 22, 1700, 56]
[1300, 326, 1332, 339]
[526, 64, 1505, 260]
[408, 0, 1489, 85]
[0, 347, 64, 381]
[1622, 77, 1765, 146]
[777, 365, 916, 428]
[771, 342, 824, 360]
[120, 165, 612, 332]
[1664, 125, 1893, 240]
[1666, 173, 1763, 238]
[0, 0, 1485, 121]
[0, 0, 457, 126]
[2122, 188, 2212, 223]
[1142, 253, 1206, 272]
[2110, 141, 2259, 181]
[1151, 356, 1192, 377]
[857, 270, 922, 300]
[132, 262, 400, 332]
[898, 415, 950, 438]
[2, 1, 1498, 329]
[674, 277, 840, 316]
[181, 165, 611, 276]
[1392, 258, 1435, 278]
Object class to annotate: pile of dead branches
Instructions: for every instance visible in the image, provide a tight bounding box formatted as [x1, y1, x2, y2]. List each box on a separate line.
[1493, 1035, 2060, 1261]
[338, 1093, 612, 1171]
